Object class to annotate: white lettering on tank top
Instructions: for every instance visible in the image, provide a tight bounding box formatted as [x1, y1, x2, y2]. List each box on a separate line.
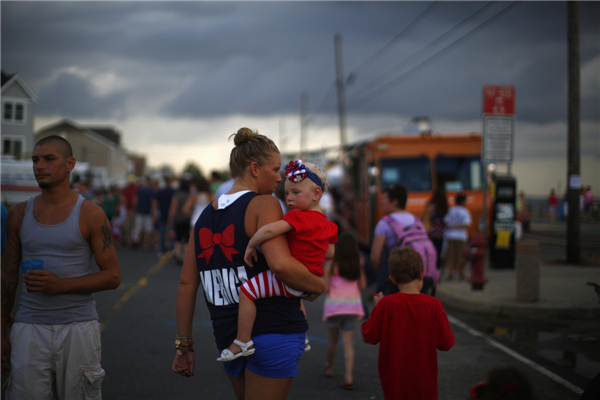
[200, 266, 249, 306]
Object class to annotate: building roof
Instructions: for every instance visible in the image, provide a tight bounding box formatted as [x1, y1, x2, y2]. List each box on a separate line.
[1, 70, 15, 87]
[84, 127, 120, 146]
[37, 118, 121, 146]
[1, 69, 38, 101]
[39, 119, 82, 132]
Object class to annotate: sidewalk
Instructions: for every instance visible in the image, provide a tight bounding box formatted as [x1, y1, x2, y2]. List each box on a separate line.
[437, 264, 600, 320]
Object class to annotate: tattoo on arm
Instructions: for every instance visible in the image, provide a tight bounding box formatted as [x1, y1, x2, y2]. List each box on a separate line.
[100, 216, 113, 253]
[1, 203, 25, 318]
[14, 204, 25, 228]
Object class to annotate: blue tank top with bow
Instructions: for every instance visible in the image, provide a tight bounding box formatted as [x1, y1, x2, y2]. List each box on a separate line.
[194, 191, 307, 350]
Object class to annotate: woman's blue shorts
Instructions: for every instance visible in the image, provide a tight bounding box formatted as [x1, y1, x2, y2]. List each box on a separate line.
[221, 332, 305, 379]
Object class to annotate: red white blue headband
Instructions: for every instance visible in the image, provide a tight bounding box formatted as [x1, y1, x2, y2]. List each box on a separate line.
[285, 160, 324, 191]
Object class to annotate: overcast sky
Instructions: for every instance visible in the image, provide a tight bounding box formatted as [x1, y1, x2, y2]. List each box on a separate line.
[1, 1, 599, 192]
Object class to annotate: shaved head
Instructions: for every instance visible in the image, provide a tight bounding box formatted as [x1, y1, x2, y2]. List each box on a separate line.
[35, 135, 73, 159]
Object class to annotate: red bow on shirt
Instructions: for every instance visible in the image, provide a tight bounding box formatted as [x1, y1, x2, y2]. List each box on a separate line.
[197, 224, 239, 263]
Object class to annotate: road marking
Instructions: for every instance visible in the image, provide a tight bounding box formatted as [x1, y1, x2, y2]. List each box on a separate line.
[100, 251, 173, 333]
[447, 314, 584, 395]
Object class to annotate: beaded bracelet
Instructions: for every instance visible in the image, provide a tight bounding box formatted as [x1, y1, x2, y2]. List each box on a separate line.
[175, 334, 194, 355]
[175, 340, 195, 355]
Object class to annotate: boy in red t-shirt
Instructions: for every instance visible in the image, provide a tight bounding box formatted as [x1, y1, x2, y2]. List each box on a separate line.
[217, 160, 338, 361]
[361, 246, 455, 400]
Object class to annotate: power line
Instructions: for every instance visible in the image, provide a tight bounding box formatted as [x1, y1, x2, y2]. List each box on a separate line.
[348, 1, 496, 100]
[349, 1, 439, 76]
[304, 3, 438, 129]
[310, 112, 338, 133]
[347, 1, 520, 110]
[305, 83, 336, 125]
[304, 3, 437, 128]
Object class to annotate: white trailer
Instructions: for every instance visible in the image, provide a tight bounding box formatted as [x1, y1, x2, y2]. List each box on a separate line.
[1, 160, 90, 205]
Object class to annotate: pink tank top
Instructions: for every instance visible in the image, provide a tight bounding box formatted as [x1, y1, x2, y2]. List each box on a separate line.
[323, 268, 364, 320]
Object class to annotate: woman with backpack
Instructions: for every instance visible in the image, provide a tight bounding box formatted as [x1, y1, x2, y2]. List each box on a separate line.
[370, 184, 438, 296]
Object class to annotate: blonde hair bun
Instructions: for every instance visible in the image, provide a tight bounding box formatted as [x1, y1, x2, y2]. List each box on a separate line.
[231, 127, 258, 147]
[228, 127, 279, 178]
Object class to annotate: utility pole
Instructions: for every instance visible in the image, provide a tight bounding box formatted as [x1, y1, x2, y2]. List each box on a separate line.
[334, 34, 348, 150]
[567, 1, 580, 265]
[300, 92, 308, 159]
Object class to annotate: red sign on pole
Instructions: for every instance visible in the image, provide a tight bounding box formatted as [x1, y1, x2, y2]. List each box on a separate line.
[483, 85, 516, 116]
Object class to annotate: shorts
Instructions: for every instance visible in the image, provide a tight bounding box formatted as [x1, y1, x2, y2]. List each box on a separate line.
[241, 270, 304, 302]
[446, 239, 467, 270]
[5, 321, 104, 400]
[326, 315, 357, 332]
[174, 220, 190, 243]
[135, 214, 154, 232]
[221, 333, 305, 379]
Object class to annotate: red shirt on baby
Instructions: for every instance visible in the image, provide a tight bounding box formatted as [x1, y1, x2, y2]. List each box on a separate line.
[361, 292, 455, 400]
[282, 210, 338, 276]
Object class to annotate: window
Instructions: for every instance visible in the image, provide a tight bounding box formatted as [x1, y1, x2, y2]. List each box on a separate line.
[15, 104, 24, 121]
[379, 157, 432, 192]
[2, 101, 26, 124]
[3, 102, 13, 121]
[435, 155, 482, 191]
[2, 138, 23, 157]
[2, 139, 11, 154]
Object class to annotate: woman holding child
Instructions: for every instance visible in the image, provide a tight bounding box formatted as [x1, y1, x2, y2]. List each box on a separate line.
[172, 128, 325, 400]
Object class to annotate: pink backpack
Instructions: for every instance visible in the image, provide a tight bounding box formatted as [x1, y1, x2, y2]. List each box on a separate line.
[384, 216, 440, 285]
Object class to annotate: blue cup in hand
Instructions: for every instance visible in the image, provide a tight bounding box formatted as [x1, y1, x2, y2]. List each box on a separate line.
[21, 260, 44, 292]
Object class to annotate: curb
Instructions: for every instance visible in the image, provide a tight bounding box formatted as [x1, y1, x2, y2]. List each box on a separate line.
[437, 286, 600, 320]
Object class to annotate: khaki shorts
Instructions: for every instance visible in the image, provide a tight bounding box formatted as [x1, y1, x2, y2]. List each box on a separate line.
[133, 214, 154, 242]
[445, 239, 467, 270]
[5, 321, 104, 400]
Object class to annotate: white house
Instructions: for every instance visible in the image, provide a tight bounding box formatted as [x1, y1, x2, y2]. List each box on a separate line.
[1, 70, 38, 159]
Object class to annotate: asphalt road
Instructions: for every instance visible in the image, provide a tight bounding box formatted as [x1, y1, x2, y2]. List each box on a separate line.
[89, 246, 594, 400]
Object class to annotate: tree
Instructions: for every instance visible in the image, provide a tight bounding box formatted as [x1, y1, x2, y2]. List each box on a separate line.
[182, 162, 204, 183]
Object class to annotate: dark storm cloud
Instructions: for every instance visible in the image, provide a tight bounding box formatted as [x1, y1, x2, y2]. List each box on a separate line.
[1, 1, 598, 123]
[36, 73, 127, 120]
[343, 1, 599, 122]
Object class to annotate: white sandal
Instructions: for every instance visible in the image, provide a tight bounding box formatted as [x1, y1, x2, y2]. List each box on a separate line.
[304, 338, 311, 352]
[217, 339, 255, 362]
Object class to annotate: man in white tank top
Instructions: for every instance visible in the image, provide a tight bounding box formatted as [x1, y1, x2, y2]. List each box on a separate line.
[1, 136, 121, 399]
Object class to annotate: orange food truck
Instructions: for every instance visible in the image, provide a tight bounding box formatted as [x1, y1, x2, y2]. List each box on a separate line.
[337, 133, 486, 246]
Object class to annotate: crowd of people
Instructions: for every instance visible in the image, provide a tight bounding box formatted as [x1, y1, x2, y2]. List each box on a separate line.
[549, 186, 596, 221]
[70, 171, 223, 262]
[1, 130, 559, 400]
